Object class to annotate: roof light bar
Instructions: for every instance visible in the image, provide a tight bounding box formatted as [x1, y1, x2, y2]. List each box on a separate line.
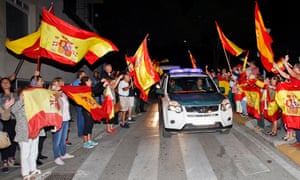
[169, 68, 203, 74]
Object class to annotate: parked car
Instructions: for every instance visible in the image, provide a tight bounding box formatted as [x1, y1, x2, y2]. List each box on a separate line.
[156, 68, 233, 137]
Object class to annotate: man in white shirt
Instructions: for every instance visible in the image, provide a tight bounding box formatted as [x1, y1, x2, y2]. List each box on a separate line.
[118, 73, 132, 128]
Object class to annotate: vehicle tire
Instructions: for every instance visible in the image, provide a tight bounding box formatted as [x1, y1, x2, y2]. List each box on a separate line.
[220, 129, 231, 134]
[159, 110, 171, 138]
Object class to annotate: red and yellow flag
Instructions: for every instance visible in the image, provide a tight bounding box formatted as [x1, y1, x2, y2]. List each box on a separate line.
[188, 50, 197, 68]
[126, 34, 160, 101]
[39, 8, 118, 65]
[217, 75, 230, 96]
[101, 86, 114, 121]
[5, 4, 54, 59]
[275, 82, 300, 129]
[23, 88, 62, 138]
[215, 21, 245, 57]
[152, 60, 163, 76]
[242, 84, 262, 119]
[255, 1, 274, 72]
[61, 85, 105, 121]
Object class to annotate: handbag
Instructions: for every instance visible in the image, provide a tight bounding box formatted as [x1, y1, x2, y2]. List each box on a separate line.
[0, 131, 11, 149]
[114, 101, 122, 113]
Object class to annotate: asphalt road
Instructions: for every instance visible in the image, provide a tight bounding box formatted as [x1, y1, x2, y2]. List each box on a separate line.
[2, 103, 300, 180]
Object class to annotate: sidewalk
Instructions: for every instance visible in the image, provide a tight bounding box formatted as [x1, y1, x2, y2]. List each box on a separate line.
[233, 112, 300, 166]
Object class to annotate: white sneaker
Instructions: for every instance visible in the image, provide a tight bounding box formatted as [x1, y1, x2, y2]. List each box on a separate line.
[61, 153, 75, 160]
[54, 158, 65, 165]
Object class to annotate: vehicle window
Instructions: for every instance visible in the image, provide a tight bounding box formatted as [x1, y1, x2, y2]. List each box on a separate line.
[167, 77, 218, 93]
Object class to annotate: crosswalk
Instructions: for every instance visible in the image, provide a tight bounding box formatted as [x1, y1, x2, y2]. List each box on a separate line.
[71, 107, 300, 180]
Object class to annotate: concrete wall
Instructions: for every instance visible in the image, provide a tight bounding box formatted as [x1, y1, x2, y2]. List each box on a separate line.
[0, 0, 95, 84]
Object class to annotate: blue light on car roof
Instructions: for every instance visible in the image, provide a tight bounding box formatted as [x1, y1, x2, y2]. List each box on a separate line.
[169, 68, 203, 74]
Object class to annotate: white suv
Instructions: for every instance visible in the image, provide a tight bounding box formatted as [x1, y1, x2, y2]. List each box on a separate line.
[156, 68, 233, 137]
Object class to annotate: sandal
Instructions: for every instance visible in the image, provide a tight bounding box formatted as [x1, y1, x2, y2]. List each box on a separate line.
[23, 174, 33, 180]
[30, 169, 41, 175]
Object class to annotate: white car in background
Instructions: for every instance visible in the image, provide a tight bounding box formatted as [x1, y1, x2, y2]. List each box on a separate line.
[156, 68, 233, 137]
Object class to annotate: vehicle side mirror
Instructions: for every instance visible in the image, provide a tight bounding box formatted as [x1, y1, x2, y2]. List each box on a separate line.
[219, 87, 225, 93]
[155, 88, 164, 95]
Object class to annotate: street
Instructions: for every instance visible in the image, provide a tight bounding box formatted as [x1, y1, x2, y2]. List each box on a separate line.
[2, 103, 300, 180]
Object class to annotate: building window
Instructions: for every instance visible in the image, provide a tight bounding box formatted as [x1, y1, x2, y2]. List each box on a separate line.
[6, 0, 28, 39]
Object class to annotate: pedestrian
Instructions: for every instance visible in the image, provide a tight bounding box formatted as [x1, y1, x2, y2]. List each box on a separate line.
[11, 88, 41, 179]
[30, 71, 48, 165]
[80, 76, 100, 149]
[72, 70, 87, 141]
[49, 77, 74, 165]
[118, 73, 132, 128]
[0, 77, 19, 173]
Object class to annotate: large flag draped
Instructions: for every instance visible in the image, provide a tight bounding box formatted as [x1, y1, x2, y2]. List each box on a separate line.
[23, 88, 62, 138]
[126, 34, 160, 101]
[188, 50, 197, 68]
[61, 85, 106, 121]
[255, 1, 274, 72]
[242, 83, 261, 120]
[215, 21, 245, 57]
[40, 8, 118, 65]
[275, 82, 300, 129]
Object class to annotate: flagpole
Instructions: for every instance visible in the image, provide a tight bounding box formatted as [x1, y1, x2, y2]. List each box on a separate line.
[220, 43, 232, 72]
[36, 56, 41, 71]
[14, 58, 24, 76]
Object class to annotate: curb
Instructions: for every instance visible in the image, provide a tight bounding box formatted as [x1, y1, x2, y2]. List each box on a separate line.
[233, 113, 300, 166]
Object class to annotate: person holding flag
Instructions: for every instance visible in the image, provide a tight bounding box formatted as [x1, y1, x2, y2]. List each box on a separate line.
[273, 55, 300, 145]
[11, 88, 42, 179]
[49, 77, 74, 165]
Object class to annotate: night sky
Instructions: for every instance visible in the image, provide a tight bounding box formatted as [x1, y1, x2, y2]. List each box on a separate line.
[93, 0, 295, 71]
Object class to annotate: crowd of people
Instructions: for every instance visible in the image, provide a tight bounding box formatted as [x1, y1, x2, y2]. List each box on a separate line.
[206, 54, 300, 147]
[0, 63, 147, 179]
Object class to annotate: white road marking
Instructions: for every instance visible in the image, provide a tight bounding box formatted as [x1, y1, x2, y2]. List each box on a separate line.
[178, 136, 218, 180]
[128, 137, 159, 180]
[72, 139, 121, 180]
[216, 133, 270, 176]
[234, 125, 300, 179]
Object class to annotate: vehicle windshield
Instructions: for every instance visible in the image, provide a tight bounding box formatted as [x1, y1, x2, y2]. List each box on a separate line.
[167, 76, 218, 94]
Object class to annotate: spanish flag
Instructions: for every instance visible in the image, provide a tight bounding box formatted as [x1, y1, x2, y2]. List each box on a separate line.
[101, 86, 114, 121]
[217, 75, 230, 96]
[271, 57, 286, 74]
[39, 7, 118, 65]
[5, 4, 53, 59]
[126, 34, 160, 101]
[215, 21, 245, 57]
[152, 60, 163, 76]
[23, 88, 62, 138]
[61, 85, 105, 121]
[188, 50, 197, 68]
[242, 84, 261, 119]
[275, 82, 300, 129]
[255, 1, 274, 72]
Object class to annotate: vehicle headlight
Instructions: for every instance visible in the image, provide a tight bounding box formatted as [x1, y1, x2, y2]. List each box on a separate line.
[221, 99, 232, 111]
[168, 101, 182, 113]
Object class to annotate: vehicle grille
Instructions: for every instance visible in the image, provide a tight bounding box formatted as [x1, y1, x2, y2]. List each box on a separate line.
[185, 105, 219, 113]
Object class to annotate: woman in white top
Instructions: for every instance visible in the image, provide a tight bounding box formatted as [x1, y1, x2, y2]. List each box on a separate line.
[49, 77, 74, 165]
